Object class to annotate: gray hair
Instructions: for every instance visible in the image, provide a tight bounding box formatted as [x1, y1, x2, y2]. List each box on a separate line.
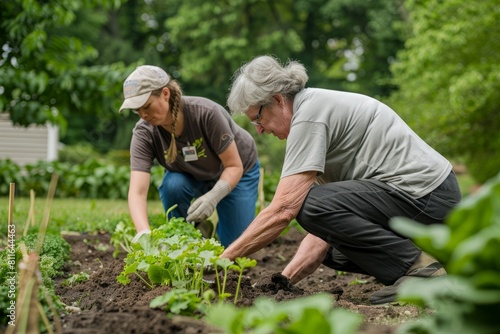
[227, 55, 308, 114]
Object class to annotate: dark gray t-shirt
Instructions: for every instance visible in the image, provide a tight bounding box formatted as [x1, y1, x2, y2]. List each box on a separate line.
[130, 96, 258, 181]
[282, 88, 451, 199]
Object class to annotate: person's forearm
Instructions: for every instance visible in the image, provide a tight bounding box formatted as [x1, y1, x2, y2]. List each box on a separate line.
[282, 234, 330, 284]
[221, 172, 317, 260]
[128, 192, 150, 232]
[221, 203, 290, 259]
[218, 165, 243, 190]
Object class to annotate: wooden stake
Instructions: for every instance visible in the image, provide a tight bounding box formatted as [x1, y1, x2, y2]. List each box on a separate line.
[6, 176, 62, 334]
[36, 173, 58, 255]
[23, 190, 35, 237]
[8, 183, 15, 228]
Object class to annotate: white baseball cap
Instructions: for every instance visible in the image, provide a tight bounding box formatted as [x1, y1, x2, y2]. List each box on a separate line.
[119, 65, 170, 113]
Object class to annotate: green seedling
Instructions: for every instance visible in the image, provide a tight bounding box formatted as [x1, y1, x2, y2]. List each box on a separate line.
[229, 257, 257, 304]
[110, 221, 135, 257]
[164, 204, 178, 224]
[150, 288, 209, 316]
[348, 278, 368, 285]
[214, 257, 234, 301]
[95, 258, 104, 269]
[62, 272, 90, 287]
[83, 238, 109, 252]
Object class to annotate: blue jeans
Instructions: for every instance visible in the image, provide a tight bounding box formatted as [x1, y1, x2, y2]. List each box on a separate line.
[159, 161, 260, 247]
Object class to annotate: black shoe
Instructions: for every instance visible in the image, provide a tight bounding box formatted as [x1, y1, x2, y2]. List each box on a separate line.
[369, 262, 445, 305]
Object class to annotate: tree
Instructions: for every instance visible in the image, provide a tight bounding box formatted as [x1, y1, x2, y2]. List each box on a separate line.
[389, 0, 500, 183]
[163, 0, 406, 173]
[1, 0, 407, 160]
[165, 0, 405, 103]
[0, 0, 137, 151]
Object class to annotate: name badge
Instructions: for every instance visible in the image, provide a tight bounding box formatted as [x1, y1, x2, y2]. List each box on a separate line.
[182, 145, 198, 162]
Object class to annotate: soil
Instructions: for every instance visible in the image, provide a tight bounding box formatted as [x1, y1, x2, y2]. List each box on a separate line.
[52, 227, 422, 334]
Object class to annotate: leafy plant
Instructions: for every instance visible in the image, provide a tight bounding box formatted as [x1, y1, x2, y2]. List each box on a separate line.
[348, 278, 368, 286]
[62, 272, 90, 287]
[150, 288, 212, 316]
[21, 233, 71, 275]
[391, 173, 500, 334]
[116, 215, 223, 293]
[213, 258, 234, 302]
[229, 257, 257, 304]
[205, 293, 363, 334]
[110, 221, 136, 257]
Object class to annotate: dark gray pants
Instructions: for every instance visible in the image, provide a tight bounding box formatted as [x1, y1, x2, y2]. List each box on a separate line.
[296, 172, 462, 285]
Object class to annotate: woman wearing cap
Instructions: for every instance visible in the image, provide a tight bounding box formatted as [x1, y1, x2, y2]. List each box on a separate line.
[119, 65, 260, 247]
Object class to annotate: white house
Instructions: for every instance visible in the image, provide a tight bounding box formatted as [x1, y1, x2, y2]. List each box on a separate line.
[0, 113, 59, 165]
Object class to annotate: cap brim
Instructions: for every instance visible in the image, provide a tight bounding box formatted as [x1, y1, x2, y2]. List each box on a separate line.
[118, 92, 152, 113]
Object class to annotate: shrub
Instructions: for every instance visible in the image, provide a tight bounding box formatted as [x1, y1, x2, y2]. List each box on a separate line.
[391, 172, 500, 334]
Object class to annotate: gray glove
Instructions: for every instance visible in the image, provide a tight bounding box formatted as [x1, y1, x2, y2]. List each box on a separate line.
[131, 229, 151, 243]
[187, 180, 231, 222]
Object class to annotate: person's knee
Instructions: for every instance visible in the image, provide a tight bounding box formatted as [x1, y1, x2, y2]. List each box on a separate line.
[159, 172, 195, 213]
[296, 187, 323, 230]
[160, 172, 191, 195]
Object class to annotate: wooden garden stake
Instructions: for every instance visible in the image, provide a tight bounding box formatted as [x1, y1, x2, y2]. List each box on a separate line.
[6, 176, 62, 334]
[7, 251, 40, 334]
[24, 189, 36, 236]
[8, 183, 15, 229]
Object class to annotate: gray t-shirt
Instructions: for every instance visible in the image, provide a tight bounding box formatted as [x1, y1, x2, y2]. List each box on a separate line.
[130, 96, 258, 181]
[282, 88, 451, 199]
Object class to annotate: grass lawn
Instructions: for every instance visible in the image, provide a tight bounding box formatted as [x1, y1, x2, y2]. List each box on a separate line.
[0, 197, 165, 236]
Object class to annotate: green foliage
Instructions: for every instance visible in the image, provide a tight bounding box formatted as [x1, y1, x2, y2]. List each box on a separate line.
[0, 0, 136, 135]
[230, 257, 257, 304]
[389, 0, 500, 183]
[58, 143, 103, 165]
[61, 272, 90, 287]
[2, 1, 407, 175]
[0, 197, 160, 236]
[21, 233, 71, 273]
[115, 210, 258, 314]
[391, 173, 500, 334]
[165, 0, 404, 103]
[213, 257, 234, 302]
[205, 293, 363, 334]
[116, 215, 223, 293]
[0, 232, 70, 327]
[110, 221, 136, 257]
[0, 159, 23, 195]
[150, 288, 210, 316]
[0, 158, 163, 200]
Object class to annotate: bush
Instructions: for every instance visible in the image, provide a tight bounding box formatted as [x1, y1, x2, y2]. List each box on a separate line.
[58, 143, 102, 165]
[391, 172, 500, 334]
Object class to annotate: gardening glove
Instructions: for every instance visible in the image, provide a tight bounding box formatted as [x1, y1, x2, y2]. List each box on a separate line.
[131, 229, 151, 243]
[187, 180, 231, 222]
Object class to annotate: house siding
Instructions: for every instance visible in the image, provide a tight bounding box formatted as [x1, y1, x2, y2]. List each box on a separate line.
[0, 114, 59, 166]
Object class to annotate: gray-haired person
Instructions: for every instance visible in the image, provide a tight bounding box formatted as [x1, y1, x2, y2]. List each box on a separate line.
[220, 55, 462, 304]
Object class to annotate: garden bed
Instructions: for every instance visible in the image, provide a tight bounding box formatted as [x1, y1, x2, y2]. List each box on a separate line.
[55, 227, 422, 333]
